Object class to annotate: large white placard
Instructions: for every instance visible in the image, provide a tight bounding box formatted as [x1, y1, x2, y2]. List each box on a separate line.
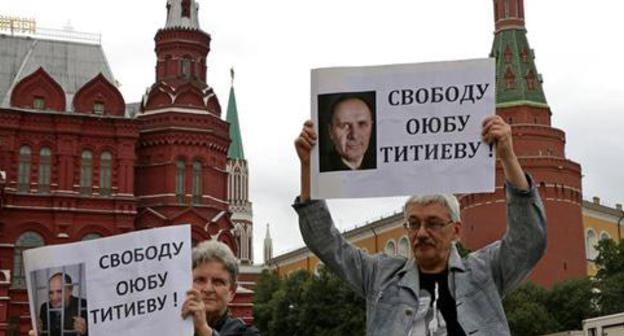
[311, 58, 496, 199]
[24, 225, 193, 336]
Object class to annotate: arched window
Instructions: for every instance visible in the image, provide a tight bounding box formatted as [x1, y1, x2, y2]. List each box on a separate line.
[600, 232, 611, 242]
[180, 58, 192, 78]
[176, 160, 185, 203]
[33, 96, 45, 110]
[520, 48, 529, 63]
[526, 70, 536, 90]
[384, 240, 396, 256]
[181, 0, 191, 17]
[164, 55, 172, 76]
[398, 236, 410, 258]
[80, 150, 93, 195]
[503, 46, 513, 64]
[82, 233, 102, 241]
[247, 225, 253, 261]
[504, 67, 516, 89]
[586, 230, 597, 260]
[38, 147, 52, 193]
[100, 152, 112, 196]
[12, 231, 45, 288]
[93, 101, 105, 115]
[192, 161, 202, 204]
[17, 146, 32, 192]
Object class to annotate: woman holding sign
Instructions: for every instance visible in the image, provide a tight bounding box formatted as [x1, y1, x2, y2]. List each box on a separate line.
[181, 240, 261, 336]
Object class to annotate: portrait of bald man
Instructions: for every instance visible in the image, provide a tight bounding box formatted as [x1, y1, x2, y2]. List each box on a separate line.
[38, 272, 88, 336]
[318, 92, 377, 172]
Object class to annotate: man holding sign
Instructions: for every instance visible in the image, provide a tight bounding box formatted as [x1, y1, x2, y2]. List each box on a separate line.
[294, 115, 546, 335]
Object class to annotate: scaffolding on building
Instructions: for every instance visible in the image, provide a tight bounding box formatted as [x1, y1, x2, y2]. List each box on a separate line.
[0, 15, 101, 44]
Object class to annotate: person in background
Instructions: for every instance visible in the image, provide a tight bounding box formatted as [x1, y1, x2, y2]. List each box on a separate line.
[182, 240, 261, 336]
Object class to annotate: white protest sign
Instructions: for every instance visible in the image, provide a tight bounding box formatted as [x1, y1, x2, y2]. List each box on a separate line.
[311, 58, 496, 199]
[24, 225, 193, 336]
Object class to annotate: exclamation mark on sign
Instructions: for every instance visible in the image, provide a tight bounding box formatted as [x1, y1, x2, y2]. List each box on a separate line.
[488, 143, 494, 157]
[173, 292, 178, 307]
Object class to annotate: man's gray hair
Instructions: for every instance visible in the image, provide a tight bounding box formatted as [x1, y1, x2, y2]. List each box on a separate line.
[192, 240, 239, 284]
[403, 194, 461, 222]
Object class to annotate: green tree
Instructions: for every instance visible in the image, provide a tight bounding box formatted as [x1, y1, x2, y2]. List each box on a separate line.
[594, 239, 624, 315]
[597, 273, 624, 314]
[267, 271, 311, 335]
[546, 278, 599, 331]
[253, 269, 366, 336]
[594, 238, 624, 280]
[298, 267, 365, 336]
[253, 270, 282, 333]
[504, 282, 560, 336]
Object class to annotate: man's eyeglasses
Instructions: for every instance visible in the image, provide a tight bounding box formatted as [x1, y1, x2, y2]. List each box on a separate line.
[403, 218, 454, 232]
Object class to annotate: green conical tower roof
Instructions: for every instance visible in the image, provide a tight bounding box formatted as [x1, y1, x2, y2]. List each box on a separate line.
[226, 69, 245, 160]
[490, 0, 548, 108]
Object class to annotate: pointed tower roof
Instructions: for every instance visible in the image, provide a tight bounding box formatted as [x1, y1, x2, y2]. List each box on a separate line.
[226, 68, 245, 160]
[264, 223, 271, 240]
[264, 223, 273, 264]
[491, 0, 548, 107]
[165, 0, 200, 30]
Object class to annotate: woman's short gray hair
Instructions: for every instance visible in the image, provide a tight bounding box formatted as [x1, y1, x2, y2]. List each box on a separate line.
[192, 240, 239, 284]
[403, 194, 461, 222]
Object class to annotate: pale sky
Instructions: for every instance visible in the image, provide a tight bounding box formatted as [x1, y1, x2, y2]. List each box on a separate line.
[3, 1, 623, 263]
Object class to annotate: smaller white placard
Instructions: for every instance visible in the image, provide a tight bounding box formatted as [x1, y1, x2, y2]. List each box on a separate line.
[24, 225, 193, 336]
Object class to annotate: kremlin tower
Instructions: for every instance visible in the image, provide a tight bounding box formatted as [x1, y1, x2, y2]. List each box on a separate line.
[460, 0, 586, 287]
[135, 0, 237, 250]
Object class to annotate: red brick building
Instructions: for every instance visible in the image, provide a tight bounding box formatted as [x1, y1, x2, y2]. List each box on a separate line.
[0, 1, 258, 334]
[459, 0, 586, 287]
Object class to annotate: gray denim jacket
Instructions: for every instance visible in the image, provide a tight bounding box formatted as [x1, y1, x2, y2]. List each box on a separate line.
[293, 178, 546, 336]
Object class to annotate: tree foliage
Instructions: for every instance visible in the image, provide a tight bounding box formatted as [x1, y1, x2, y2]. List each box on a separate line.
[546, 278, 600, 331]
[253, 269, 365, 336]
[504, 283, 561, 336]
[254, 241, 624, 335]
[596, 272, 624, 315]
[504, 239, 624, 335]
[593, 238, 624, 315]
[594, 238, 624, 280]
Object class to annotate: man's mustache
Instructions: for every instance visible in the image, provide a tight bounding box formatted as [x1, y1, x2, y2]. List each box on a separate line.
[414, 237, 435, 247]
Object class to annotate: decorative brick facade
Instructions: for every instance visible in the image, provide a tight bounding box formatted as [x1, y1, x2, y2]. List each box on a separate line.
[0, 1, 257, 334]
[459, 0, 586, 287]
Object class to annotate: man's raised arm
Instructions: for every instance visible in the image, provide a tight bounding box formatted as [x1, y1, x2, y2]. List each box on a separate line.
[481, 115, 547, 297]
[293, 120, 379, 297]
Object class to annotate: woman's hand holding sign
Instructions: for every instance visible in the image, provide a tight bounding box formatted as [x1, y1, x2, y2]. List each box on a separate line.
[181, 289, 213, 336]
